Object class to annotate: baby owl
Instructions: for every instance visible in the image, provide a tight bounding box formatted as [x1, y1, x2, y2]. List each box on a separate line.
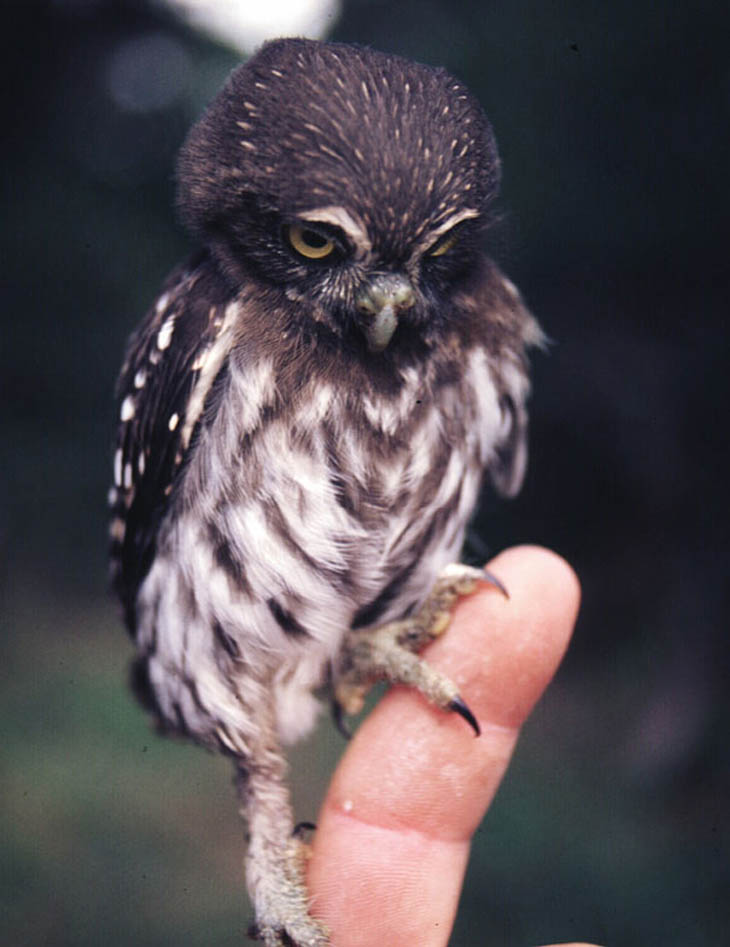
[109, 37, 541, 946]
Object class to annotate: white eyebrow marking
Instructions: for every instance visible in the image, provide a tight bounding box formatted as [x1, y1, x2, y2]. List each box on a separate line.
[412, 208, 481, 259]
[298, 205, 372, 259]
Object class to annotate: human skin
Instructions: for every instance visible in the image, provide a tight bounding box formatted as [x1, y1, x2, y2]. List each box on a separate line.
[307, 545, 596, 947]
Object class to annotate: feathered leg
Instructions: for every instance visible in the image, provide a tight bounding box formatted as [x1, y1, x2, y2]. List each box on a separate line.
[238, 700, 329, 947]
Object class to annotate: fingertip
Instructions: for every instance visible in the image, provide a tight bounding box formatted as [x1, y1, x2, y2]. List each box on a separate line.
[426, 544, 581, 732]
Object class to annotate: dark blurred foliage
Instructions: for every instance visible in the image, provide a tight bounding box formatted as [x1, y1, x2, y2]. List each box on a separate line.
[1, 1, 728, 945]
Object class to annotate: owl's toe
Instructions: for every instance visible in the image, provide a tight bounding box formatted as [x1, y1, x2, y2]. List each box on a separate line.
[335, 562, 506, 737]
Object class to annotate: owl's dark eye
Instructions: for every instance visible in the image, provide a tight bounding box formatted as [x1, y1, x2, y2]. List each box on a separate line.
[287, 223, 337, 261]
[426, 228, 459, 258]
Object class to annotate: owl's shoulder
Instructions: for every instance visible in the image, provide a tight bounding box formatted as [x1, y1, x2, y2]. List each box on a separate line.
[109, 250, 239, 625]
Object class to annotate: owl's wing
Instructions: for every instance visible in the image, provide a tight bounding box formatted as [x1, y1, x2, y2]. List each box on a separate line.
[485, 274, 543, 499]
[488, 390, 529, 498]
[109, 250, 236, 630]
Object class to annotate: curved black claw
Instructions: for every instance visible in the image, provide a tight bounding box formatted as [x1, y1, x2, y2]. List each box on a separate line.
[449, 696, 481, 737]
[479, 567, 510, 599]
[292, 820, 317, 839]
[332, 699, 353, 740]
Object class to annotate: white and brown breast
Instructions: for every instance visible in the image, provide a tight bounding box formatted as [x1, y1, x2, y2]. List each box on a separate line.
[109, 251, 537, 748]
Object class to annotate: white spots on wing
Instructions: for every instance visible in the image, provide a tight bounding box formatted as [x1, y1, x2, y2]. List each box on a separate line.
[157, 314, 175, 351]
[137, 452, 146, 476]
[109, 517, 126, 542]
[134, 368, 146, 389]
[155, 292, 170, 315]
[107, 486, 118, 507]
[168, 412, 180, 431]
[123, 462, 133, 490]
[120, 394, 135, 421]
[114, 448, 123, 488]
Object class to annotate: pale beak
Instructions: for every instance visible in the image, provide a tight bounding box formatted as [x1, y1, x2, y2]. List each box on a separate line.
[355, 274, 415, 351]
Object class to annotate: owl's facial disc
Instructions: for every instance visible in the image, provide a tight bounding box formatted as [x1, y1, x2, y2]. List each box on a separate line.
[355, 273, 415, 351]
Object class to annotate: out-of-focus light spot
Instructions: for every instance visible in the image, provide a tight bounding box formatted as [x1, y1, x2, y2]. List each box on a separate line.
[160, 0, 340, 53]
[106, 33, 192, 113]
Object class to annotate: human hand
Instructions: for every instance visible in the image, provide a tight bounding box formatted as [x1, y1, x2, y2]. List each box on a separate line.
[307, 545, 595, 947]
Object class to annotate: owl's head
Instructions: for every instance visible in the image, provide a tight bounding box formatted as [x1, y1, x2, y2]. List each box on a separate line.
[177, 39, 501, 352]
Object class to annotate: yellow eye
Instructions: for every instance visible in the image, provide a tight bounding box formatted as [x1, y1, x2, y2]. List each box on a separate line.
[428, 229, 459, 257]
[287, 223, 336, 260]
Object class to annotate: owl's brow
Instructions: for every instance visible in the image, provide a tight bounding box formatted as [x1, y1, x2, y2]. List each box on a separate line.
[414, 208, 481, 257]
[298, 205, 371, 259]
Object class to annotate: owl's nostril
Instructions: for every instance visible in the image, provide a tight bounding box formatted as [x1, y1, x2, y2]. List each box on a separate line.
[356, 274, 415, 315]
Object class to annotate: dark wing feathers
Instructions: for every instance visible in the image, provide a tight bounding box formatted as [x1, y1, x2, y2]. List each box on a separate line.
[109, 250, 234, 629]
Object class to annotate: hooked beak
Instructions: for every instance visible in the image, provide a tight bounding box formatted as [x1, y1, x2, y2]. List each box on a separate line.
[355, 274, 415, 352]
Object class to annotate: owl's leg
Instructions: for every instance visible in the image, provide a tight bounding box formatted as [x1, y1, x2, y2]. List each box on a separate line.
[238, 706, 329, 947]
[335, 563, 507, 736]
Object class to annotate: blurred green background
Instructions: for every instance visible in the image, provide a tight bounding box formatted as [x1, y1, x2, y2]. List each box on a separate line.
[1, 1, 727, 944]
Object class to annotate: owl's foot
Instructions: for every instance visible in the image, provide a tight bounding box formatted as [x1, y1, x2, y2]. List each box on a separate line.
[246, 835, 328, 946]
[335, 563, 507, 735]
